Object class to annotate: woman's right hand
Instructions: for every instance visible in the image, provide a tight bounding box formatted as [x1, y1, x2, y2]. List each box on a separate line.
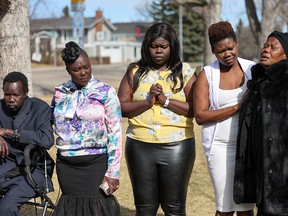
[233, 102, 241, 112]
[148, 84, 159, 105]
[102, 176, 120, 195]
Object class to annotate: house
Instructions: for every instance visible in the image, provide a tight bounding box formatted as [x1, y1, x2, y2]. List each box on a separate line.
[30, 10, 151, 65]
[112, 22, 151, 42]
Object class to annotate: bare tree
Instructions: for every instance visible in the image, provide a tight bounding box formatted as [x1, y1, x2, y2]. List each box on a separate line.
[29, 0, 44, 19]
[135, 1, 153, 22]
[201, 0, 221, 65]
[0, 0, 32, 97]
[245, 0, 288, 51]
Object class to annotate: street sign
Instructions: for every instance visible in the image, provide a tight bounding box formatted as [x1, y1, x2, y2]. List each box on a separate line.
[71, 0, 85, 12]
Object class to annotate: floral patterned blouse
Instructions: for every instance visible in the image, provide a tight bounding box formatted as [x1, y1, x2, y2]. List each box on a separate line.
[127, 63, 195, 143]
[53, 75, 122, 179]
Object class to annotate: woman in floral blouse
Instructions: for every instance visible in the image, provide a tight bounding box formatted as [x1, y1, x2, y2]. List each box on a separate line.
[118, 23, 196, 215]
[52, 41, 122, 216]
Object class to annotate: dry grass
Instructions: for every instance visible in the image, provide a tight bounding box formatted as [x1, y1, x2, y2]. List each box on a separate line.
[20, 94, 255, 216]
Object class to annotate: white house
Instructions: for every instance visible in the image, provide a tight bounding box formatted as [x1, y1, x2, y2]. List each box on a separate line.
[30, 10, 151, 65]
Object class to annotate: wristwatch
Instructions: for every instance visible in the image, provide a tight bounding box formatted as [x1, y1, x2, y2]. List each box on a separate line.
[163, 97, 170, 107]
[12, 129, 20, 142]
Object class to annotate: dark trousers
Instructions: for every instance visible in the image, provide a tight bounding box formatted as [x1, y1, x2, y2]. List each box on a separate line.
[125, 137, 196, 216]
[0, 169, 47, 216]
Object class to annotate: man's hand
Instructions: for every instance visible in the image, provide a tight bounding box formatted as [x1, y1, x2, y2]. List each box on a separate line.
[0, 136, 9, 158]
[0, 128, 13, 137]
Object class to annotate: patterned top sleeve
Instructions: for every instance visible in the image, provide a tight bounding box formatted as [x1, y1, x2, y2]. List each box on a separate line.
[104, 87, 122, 179]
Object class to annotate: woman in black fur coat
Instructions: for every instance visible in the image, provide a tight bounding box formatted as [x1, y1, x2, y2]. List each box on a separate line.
[234, 31, 288, 215]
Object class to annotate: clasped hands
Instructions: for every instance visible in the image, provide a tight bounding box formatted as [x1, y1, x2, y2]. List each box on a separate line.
[148, 83, 167, 106]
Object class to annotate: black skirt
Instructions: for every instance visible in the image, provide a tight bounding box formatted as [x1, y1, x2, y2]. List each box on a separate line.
[53, 153, 120, 216]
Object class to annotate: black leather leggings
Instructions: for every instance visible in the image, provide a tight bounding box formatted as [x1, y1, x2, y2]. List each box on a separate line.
[125, 137, 196, 216]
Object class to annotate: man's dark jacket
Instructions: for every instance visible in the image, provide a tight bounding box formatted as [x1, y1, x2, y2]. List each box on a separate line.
[234, 59, 288, 215]
[0, 97, 54, 191]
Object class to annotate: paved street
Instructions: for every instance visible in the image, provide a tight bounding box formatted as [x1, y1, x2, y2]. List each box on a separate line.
[32, 63, 129, 97]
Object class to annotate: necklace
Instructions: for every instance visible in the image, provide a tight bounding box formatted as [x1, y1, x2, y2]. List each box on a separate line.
[152, 66, 170, 71]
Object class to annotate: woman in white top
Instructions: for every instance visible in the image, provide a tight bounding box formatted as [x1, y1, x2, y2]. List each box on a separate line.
[193, 21, 255, 216]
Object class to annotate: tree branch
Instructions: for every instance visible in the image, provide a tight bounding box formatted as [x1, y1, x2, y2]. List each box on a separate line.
[245, 0, 261, 46]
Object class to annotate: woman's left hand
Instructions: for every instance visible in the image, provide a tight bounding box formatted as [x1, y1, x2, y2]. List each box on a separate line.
[153, 83, 166, 104]
[102, 176, 120, 194]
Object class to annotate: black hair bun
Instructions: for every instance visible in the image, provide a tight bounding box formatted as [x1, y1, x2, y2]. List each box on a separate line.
[61, 41, 81, 63]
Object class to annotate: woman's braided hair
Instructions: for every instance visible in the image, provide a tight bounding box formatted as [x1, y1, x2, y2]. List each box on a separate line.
[61, 41, 82, 64]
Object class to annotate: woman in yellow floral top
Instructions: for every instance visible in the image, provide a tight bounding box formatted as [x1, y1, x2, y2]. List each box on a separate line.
[118, 22, 196, 215]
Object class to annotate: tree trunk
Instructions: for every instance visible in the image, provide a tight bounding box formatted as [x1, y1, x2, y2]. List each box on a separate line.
[203, 0, 221, 65]
[260, 1, 280, 46]
[245, 0, 287, 53]
[0, 0, 32, 97]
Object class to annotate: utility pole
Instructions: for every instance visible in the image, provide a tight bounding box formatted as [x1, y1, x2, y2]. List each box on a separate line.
[179, 3, 183, 59]
[176, 0, 186, 59]
[71, 0, 85, 48]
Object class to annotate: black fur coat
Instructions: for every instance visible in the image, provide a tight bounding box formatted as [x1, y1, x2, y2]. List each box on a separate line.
[234, 59, 288, 215]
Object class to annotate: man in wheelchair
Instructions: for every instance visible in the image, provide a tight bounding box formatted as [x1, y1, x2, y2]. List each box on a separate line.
[0, 72, 54, 216]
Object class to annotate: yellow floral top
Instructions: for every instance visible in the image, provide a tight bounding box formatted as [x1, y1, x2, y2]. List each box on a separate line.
[127, 62, 195, 143]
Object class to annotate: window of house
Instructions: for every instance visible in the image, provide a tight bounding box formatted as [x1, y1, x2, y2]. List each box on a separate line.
[64, 30, 73, 41]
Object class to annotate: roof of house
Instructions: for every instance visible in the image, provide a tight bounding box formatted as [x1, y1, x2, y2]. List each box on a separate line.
[112, 22, 152, 34]
[30, 16, 116, 31]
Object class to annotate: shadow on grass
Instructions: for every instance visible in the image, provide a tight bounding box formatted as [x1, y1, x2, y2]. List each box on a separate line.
[120, 206, 165, 216]
[21, 205, 165, 216]
[120, 206, 136, 216]
[21, 204, 134, 216]
[20, 204, 54, 216]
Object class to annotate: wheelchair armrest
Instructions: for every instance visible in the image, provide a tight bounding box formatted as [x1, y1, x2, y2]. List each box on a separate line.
[24, 143, 37, 167]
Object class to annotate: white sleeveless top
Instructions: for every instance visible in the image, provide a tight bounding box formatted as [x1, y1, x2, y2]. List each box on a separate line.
[214, 76, 248, 143]
[202, 57, 255, 160]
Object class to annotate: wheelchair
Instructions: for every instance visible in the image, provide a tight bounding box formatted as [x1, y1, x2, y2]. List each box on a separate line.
[0, 143, 56, 216]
